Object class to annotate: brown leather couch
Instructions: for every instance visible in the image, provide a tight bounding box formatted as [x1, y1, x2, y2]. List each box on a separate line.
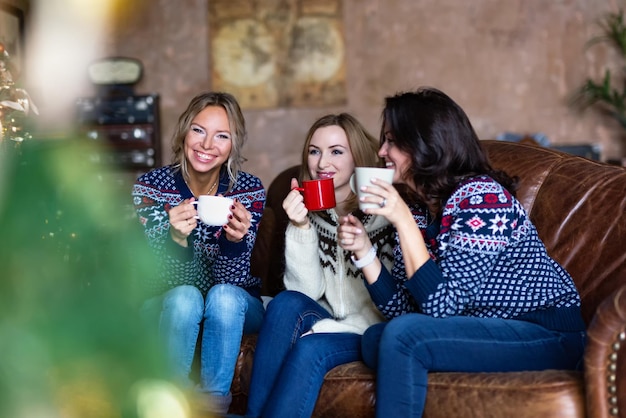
[229, 140, 626, 418]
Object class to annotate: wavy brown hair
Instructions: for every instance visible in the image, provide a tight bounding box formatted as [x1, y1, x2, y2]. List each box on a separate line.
[381, 87, 517, 216]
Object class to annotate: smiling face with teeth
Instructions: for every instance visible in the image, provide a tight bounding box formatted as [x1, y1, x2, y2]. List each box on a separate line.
[184, 105, 232, 183]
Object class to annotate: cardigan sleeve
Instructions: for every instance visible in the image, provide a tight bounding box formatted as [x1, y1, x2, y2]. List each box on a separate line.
[283, 223, 326, 300]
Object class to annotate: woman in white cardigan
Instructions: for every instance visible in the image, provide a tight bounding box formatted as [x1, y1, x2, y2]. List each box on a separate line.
[243, 113, 397, 418]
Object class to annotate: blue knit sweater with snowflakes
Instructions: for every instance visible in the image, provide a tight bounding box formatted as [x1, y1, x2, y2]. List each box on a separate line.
[132, 165, 265, 299]
[366, 175, 585, 332]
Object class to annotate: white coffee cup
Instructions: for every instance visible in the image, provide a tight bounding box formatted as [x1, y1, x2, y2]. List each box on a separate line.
[192, 195, 234, 226]
[350, 167, 395, 210]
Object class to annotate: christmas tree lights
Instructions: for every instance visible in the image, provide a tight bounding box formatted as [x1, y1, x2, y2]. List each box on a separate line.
[0, 42, 38, 143]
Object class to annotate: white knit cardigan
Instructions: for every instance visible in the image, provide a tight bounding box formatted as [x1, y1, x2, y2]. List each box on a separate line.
[283, 210, 395, 334]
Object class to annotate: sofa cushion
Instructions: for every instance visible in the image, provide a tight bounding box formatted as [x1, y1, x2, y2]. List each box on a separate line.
[313, 362, 585, 418]
[230, 334, 257, 415]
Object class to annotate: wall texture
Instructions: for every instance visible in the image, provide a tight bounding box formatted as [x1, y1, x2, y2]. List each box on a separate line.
[96, 0, 625, 187]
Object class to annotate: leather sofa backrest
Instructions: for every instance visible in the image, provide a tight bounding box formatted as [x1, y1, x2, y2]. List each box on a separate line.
[254, 140, 626, 325]
[482, 140, 626, 324]
[259, 165, 300, 297]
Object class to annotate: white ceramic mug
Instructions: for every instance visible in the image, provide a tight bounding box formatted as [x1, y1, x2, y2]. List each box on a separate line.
[192, 195, 234, 226]
[350, 167, 395, 210]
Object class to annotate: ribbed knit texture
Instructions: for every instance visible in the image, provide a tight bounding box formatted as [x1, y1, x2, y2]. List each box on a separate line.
[132, 165, 265, 298]
[283, 210, 395, 334]
[367, 175, 584, 332]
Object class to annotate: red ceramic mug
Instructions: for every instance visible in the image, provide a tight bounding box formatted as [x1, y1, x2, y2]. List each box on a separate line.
[295, 178, 336, 211]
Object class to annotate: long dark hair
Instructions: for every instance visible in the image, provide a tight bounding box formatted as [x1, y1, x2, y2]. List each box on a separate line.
[381, 87, 516, 216]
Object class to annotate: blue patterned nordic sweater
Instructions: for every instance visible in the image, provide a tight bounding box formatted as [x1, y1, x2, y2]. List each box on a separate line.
[367, 175, 585, 332]
[132, 165, 266, 299]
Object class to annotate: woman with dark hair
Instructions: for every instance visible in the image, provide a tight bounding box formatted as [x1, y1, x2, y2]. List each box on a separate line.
[338, 87, 585, 417]
[132, 92, 265, 415]
[243, 113, 397, 418]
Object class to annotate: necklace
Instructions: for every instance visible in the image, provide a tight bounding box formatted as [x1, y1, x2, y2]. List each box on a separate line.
[185, 177, 218, 196]
[207, 179, 218, 195]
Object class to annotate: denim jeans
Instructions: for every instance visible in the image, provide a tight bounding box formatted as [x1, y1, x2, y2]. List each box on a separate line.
[362, 313, 587, 418]
[142, 284, 264, 398]
[245, 291, 363, 418]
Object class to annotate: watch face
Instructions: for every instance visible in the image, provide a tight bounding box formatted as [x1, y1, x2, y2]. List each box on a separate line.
[88, 57, 143, 85]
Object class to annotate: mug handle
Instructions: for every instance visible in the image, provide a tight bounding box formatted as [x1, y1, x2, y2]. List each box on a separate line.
[190, 201, 200, 220]
[349, 174, 357, 193]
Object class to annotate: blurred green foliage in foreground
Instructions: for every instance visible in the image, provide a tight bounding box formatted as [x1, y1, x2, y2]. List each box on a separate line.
[0, 139, 184, 418]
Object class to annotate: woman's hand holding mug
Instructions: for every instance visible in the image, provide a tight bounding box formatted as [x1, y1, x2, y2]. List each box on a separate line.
[223, 199, 252, 242]
[283, 178, 310, 229]
[168, 198, 197, 247]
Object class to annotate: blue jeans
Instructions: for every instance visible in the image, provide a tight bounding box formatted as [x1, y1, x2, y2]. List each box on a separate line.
[362, 314, 586, 418]
[142, 284, 264, 397]
[245, 291, 362, 418]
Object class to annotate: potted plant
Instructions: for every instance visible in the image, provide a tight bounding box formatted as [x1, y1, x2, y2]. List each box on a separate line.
[571, 10, 626, 151]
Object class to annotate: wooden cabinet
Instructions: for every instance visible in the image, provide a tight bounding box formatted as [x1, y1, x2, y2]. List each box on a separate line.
[75, 94, 161, 171]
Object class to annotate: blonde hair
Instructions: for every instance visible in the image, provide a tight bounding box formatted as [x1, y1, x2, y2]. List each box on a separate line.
[300, 113, 381, 212]
[171, 92, 247, 191]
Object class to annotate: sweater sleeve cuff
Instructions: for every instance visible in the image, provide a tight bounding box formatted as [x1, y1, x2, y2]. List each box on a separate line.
[165, 235, 194, 261]
[365, 268, 399, 307]
[404, 258, 443, 304]
[218, 232, 248, 257]
[286, 223, 318, 244]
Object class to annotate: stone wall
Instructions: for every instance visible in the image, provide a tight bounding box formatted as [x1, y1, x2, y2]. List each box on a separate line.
[96, 0, 624, 186]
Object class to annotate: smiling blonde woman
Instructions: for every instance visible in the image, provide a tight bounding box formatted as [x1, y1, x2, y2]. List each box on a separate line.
[132, 91, 266, 416]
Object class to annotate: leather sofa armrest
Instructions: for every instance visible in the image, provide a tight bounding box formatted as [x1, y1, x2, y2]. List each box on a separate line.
[584, 283, 626, 417]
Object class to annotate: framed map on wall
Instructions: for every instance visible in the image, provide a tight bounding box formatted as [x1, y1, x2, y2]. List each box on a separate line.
[208, 0, 347, 109]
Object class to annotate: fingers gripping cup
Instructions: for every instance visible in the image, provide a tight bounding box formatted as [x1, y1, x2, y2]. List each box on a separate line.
[295, 178, 336, 211]
[192, 195, 234, 226]
[350, 167, 395, 210]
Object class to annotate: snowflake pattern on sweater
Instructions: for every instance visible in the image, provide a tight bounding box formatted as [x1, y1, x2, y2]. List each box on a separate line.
[132, 165, 265, 298]
[310, 210, 396, 280]
[366, 204, 431, 318]
[283, 209, 395, 334]
[370, 175, 581, 327]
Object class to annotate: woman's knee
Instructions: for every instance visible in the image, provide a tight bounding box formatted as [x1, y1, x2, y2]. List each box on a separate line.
[162, 285, 204, 319]
[267, 290, 316, 317]
[379, 315, 436, 367]
[382, 314, 434, 341]
[205, 284, 247, 320]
